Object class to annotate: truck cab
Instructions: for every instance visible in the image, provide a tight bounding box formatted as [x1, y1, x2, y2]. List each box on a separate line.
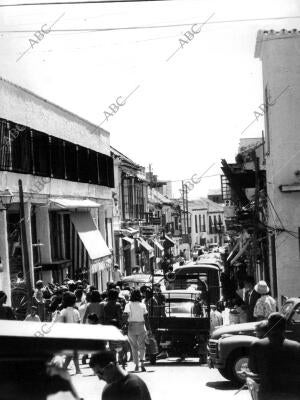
[208, 298, 300, 385]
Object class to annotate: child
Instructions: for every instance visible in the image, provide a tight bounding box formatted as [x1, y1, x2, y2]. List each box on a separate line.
[25, 306, 41, 322]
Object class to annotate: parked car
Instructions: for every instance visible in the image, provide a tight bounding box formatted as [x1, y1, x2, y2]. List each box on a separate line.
[0, 320, 125, 399]
[208, 297, 300, 385]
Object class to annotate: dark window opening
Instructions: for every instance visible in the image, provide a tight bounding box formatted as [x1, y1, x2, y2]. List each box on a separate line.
[32, 131, 50, 176]
[0, 118, 114, 188]
[65, 142, 78, 181]
[50, 136, 65, 179]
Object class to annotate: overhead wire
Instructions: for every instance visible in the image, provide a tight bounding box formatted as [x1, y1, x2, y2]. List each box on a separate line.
[1, 15, 300, 34]
[0, 0, 178, 6]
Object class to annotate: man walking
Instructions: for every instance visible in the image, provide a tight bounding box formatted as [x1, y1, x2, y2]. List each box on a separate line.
[253, 281, 276, 321]
[90, 350, 152, 400]
[112, 265, 123, 285]
[249, 312, 300, 399]
[243, 276, 260, 322]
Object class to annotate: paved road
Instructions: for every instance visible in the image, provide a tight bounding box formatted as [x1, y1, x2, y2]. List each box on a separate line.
[49, 359, 249, 400]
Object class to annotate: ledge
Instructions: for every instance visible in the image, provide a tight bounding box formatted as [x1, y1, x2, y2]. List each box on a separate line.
[279, 184, 300, 192]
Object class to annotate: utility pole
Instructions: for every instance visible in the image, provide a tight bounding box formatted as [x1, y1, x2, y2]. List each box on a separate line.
[252, 152, 260, 278]
[19, 179, 33, 309]
[181, 180, 186, 238]
[185, 184, 190, 246]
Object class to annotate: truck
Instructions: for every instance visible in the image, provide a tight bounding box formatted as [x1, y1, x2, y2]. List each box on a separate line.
[149, 289, 210, 363]
[149, 264, 223, 363]
[207, 297, 300, 385]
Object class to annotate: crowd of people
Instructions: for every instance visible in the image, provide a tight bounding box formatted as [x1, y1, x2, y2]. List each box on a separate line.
[0, 275, 167, 376]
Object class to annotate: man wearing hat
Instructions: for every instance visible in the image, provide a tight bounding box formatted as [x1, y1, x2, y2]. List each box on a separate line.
[249, 312, 300, 399]
[253, 281, 276, 321]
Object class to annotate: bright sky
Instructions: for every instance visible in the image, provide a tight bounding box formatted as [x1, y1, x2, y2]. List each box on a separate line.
[0, 0, 299, 198]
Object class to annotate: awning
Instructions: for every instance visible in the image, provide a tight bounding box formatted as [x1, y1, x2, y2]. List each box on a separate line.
[230, 239, 251, 266]
[127, 227, 139, 234]
[153, 239, 164, 252]
[70, 212, 111, 263]
[138, 238, 154, 253]
[50, 198, 101, 209]
[91, 258, 112, 273]
[226, 241, 240, 262]
[122, 236, 134, 244]
[164, 234, 175, 247]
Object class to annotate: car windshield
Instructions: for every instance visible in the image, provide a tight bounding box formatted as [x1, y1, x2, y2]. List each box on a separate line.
[165, 301, 194, 317]
[281, 301, 294, 318]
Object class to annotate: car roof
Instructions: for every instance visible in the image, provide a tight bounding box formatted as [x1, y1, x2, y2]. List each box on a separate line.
[0, 321, 125, 356]
[175, 264, 220, 274]
[121, 274, 163, 283]
[161, 290, 202, 299]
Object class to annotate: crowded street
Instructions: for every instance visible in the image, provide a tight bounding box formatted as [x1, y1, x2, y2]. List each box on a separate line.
[1, 0, 300, 399]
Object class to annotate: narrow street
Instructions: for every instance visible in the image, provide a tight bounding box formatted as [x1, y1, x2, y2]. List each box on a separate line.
[1, 2, 300, 400]
[52, 360, 249, 400]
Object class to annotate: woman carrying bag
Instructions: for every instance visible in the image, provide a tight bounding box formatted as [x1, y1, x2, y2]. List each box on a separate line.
[123, 289, 151, 372]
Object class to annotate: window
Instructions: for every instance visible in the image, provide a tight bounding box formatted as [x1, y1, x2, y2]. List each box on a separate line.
[213, 215, 218, 233]
[49, 212, 63, 261]
[65, 142, 78, 181]
[50, 136, 65, 179]
[209, 216, 213, 234]
[49, 212, 71, 261]
[203, 215, 206, 232]
[195, 215, 198, 233]
[78, 147, 90, 182]
[89, 150, 99, 184]
[11, 125, 33, 174]
[32, 130, 50, 176]
[0, 117, 115, 188]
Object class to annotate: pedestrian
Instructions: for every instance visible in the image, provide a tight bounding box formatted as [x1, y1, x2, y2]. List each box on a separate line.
[210, 304, 223, 333]
[249, 312, 300, 399]
[153, 285, 166, 317]
[16, 271, 24, 284]
[123, 289, 151, 372]
[75, 288, 87, 323]
[112, 265, 123, 284]
[0, 290, 15, 320]
[243, 276, 261, 322]
[144, 288, 159, 318]
[67, 280, 76, 293]
[56, 292, 81, 374]
[81, 312, 100, 365]
[33, 280, 46, 321]
[83, 290, 102, 324]
[25, 305, 41, 322]
[253, 281, 276, 321]
[100, 288, 123, 328]
[89, 350, 152, 400]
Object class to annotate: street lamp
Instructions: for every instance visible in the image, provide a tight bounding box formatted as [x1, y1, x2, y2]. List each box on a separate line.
[0, 189, 14, 211]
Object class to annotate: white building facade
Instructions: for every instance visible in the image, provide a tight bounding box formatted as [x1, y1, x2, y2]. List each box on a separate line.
[255, 29, 300, 303]
[190, 198, 225, 248]
[0, 78, 114, 303]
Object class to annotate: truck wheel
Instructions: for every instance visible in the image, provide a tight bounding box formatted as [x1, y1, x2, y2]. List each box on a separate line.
[218, 367, 232, 381]
[150, 354, 157, 365]
[226, 351, 250, 385]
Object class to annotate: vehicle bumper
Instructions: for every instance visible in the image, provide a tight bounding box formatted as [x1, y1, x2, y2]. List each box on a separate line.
[207, 339, 226, 369]
[207, 355, 226, 369]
